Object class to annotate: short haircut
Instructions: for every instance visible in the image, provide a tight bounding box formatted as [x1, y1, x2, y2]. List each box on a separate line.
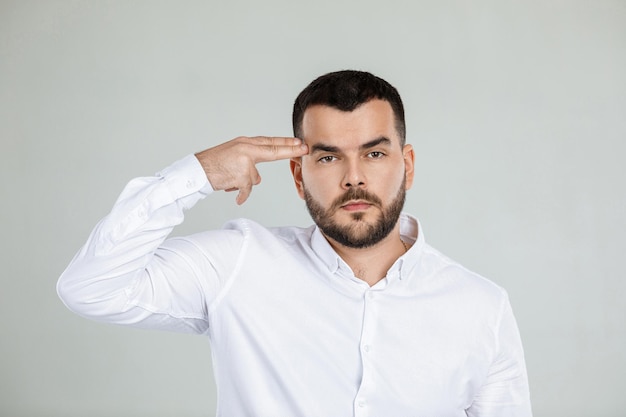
[292, 70, 406, 145]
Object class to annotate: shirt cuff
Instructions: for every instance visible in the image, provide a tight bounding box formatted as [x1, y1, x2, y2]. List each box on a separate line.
[156, 154, 214, 198]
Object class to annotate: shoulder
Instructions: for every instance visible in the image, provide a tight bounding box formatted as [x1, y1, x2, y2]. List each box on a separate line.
[168, 218, 316, 259]
[221, 218, 316, 247]
[417, 242, 508, 307]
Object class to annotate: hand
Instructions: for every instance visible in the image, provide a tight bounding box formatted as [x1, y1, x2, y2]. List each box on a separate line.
[195, 136, 309, 205]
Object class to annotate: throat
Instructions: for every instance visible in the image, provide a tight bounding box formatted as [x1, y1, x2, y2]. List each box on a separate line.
[354, 267, 385, 287]
[337, 238, 408, 287]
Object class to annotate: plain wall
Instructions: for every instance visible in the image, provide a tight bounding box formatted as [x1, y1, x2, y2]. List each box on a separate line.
[1, 1, 625, 415]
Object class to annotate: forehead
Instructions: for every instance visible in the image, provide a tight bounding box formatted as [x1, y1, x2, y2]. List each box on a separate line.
[301, 99, 401, 147]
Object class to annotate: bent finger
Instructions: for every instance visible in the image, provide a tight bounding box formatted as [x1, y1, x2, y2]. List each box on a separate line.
[236, 185, 253, 205]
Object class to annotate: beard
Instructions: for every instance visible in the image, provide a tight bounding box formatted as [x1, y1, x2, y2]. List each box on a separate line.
[303, 177, 406, 249]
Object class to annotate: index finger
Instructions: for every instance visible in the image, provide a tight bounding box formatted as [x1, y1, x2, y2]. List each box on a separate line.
[249, 136, 309, 162]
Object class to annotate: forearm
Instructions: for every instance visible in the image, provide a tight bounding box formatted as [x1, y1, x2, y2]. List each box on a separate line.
[57, 155, 212, 326]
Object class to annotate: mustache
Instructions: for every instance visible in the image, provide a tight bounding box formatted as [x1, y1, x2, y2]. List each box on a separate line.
[331, 188, 382, 211]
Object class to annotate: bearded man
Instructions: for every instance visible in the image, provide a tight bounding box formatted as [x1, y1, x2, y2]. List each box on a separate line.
[58, 70, 532, 416]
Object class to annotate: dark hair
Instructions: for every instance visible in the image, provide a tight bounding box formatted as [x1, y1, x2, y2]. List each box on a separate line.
[292, 70, 406, 145]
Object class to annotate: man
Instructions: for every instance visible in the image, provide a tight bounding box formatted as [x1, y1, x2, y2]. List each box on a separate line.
[58, 70, 532, 416]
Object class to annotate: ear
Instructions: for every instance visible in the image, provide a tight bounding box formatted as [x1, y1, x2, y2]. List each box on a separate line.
[290, 157, 305, 199]
[402, 144, 415, 190]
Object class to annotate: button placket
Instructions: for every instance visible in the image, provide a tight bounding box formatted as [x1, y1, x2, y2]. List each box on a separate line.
[354, 290, 379, 416]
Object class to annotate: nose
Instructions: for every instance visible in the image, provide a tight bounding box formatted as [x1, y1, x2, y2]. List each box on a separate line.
[342, 159, 366, 189]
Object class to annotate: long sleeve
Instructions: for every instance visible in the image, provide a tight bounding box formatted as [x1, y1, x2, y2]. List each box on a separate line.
[466, 294, 533, 416]
[57, 154, 236, 334]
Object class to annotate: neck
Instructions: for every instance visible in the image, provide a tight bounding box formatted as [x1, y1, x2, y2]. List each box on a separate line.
[325, 224, 408, 286]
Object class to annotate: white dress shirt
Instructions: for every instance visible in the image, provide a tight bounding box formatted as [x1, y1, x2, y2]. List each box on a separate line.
[58, 154, 532, 417]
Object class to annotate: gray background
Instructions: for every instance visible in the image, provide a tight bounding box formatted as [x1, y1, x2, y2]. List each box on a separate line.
[1, 1, 625, 416]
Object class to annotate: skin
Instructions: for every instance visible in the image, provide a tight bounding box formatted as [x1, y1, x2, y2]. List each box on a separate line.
[291, 99, 415, 285]
[195, 99, 415, 286]
[195, 136, 309, 205]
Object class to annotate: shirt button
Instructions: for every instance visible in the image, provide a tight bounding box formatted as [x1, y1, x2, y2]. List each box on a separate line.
[358, 399, 366, 408]
[367, 292, 375, 300]
[186, 180, 195, 188]
[363, 344, 371, 352]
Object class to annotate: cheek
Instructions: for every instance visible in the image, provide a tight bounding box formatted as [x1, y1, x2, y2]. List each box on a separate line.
[301, 170, 339, 204]
[373, 167, 405, 193]
[301, 162, 326, 190]
[301, 172, 324, 197]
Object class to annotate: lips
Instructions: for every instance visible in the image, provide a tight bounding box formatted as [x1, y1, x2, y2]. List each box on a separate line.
[341, 201, 373, 211]
[332, 189, 382, 212]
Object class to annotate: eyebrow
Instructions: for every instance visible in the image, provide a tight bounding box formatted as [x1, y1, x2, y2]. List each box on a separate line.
[309, 136, 392, 154]
[360, 136, 391, 150]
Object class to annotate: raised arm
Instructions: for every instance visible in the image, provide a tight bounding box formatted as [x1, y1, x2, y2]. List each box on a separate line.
[57, 136, 308, 333]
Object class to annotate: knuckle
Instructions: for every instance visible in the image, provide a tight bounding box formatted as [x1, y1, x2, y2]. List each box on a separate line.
[263, 144, 279, 154]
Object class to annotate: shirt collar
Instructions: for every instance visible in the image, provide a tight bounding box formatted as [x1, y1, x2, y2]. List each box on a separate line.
[310, 213, 425, 284]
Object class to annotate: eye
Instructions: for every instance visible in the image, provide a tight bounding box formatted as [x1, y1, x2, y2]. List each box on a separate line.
[367, 151, 385, 159]
[318, 155, 337, 163]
